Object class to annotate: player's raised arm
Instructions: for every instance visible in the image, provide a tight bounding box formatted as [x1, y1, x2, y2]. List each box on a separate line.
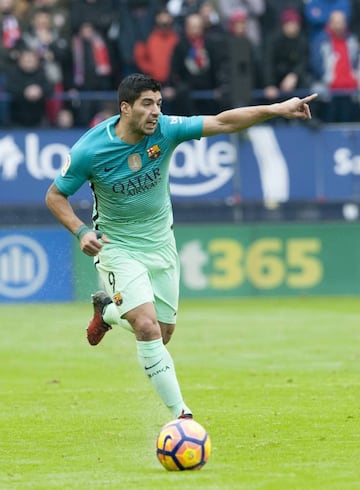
[202, 94, 318, 137]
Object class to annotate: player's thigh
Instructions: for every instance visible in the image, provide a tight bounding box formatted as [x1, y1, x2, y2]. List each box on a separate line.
[95, 247, 154, 317]
[148, 245, 180, 325]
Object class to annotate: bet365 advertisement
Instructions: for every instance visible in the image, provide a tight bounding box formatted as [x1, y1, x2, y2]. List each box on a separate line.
[175, 223, 360, 297]
[1, 223, 360, 302]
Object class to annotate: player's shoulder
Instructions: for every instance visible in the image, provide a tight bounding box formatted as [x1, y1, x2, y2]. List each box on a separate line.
[158, 113, 203, 132]
[71, 115, 119, 154]
[157, 113, 204, 142]
[158, 113, 185, 127]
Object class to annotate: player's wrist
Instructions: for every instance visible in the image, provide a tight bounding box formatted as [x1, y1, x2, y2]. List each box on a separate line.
[74, 224, 92, 241]
[268, 102, 281, 118]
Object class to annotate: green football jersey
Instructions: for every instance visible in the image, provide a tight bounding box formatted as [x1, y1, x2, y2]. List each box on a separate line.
[55, 113, 204, 249]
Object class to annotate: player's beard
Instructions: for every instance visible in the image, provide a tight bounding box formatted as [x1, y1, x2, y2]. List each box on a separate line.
[127, 115, 156, 137]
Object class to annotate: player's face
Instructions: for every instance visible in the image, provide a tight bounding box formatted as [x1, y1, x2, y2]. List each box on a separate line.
[127, 91, 162, 136]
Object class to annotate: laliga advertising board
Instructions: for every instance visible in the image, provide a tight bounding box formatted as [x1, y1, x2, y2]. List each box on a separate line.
[0, 130, 235, 204]
[1, 126, 360, 204]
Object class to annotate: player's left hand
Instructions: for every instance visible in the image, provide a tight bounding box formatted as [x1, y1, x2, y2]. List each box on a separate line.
[280, 93, 318, 120]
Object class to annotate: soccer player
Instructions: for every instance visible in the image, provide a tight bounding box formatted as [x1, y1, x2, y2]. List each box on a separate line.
[46, 73, 317, 420]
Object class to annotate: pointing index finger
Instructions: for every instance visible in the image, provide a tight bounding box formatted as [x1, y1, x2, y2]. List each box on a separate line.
[300, 93, 318, 104]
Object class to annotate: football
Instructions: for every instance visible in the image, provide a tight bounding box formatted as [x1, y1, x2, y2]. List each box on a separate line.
[156, 418, 211, 471]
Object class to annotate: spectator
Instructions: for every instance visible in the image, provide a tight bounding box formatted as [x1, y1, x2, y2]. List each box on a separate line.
[134, 8, 179, 83]
[70, 0, 117, 84]
[311, 9, 360, 122]
[222, 8, 262, 107]
[169, 12, 226, 115]
[70, 0, 115, 37]
[21, 8, 71, 124]
[134, 8, 179, 112]
[13, 0, 31, 23]
[198, 0, 225, 42]
[350, 0, 360, 34]
[0, 0, 22, 125]
[166, 0, 204, 32]
[263, 8, 310, 101]
[262, 0, 304, 39]
[115, 0, 160, 76]
[70, 21, 113, 125]
[6, 46, 53, 126]
[23, 0, 71, 42]
[217, 0, 265, 47]
[89, 101, 117, 127]
[55, 106, 74, 128]
[198, 1, 227, 78]
[304, 0, 351, 44]
[0, 0, 21, 48]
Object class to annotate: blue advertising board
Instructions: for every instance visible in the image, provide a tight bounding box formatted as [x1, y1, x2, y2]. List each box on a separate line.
[241, 125, 360, 202]
[319, 127, 360, 201]
[1, 124, 360, 204]
[0, 228, 72, 302]
[0, 129, 89, 204]
[169, 133, 237, 201]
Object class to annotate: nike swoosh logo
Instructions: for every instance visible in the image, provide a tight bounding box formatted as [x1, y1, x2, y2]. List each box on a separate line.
[104, 166, 116, 172]
[144, 359, 162, 370]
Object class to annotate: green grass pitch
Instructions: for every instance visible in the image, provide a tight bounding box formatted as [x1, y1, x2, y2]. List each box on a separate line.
[1, 297, 359, 490]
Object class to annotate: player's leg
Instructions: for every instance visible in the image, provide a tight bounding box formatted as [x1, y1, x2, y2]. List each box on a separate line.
[88, 240, 179, 345]
[102, 297, 134, 333]
[125, 302, 192, 419]
[158, 322, 175, 345]
[86, 250, 143, 345]
[149, 235, 180, 347]
[87, 293, 175, 345]
[86, 289, 134, 346]
[87, 247, 192, 418]
[134, 243, 192, 418]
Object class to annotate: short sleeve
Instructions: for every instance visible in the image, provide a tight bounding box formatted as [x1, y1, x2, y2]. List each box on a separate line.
[160, 114, 204, 143]
[54, 145, 91, 196]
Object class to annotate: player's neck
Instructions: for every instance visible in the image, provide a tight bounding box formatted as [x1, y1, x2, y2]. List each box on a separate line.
[115, 119, 144, 145]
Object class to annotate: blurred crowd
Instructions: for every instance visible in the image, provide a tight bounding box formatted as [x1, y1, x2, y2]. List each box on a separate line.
[1, 0, 360, 128]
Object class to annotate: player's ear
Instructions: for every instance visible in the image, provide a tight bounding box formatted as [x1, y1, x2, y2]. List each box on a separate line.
[121, 101, 129, 115]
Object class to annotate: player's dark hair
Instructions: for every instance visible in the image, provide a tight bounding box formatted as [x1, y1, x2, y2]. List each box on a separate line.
[117, 73, 162, 111]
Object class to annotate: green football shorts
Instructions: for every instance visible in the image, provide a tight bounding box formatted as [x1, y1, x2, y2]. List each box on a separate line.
[95, 239, 180, 324]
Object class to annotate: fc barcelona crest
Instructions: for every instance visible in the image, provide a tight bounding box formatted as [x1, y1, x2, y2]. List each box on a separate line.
[147, 144, 161, 160]
[112, 292, 123, 306]
[128, 153, 142, 171]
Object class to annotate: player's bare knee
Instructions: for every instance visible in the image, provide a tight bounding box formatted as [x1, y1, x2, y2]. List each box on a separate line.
[132, 316, 161, 341]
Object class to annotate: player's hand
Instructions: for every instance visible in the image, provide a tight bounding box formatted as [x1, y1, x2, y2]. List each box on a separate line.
[80, 230, 110, 256]
[278, 93, 318, 120]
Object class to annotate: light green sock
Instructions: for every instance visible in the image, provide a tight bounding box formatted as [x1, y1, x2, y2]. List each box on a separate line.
[136, 338, 192, 419]
[102, 303, 134, 334]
